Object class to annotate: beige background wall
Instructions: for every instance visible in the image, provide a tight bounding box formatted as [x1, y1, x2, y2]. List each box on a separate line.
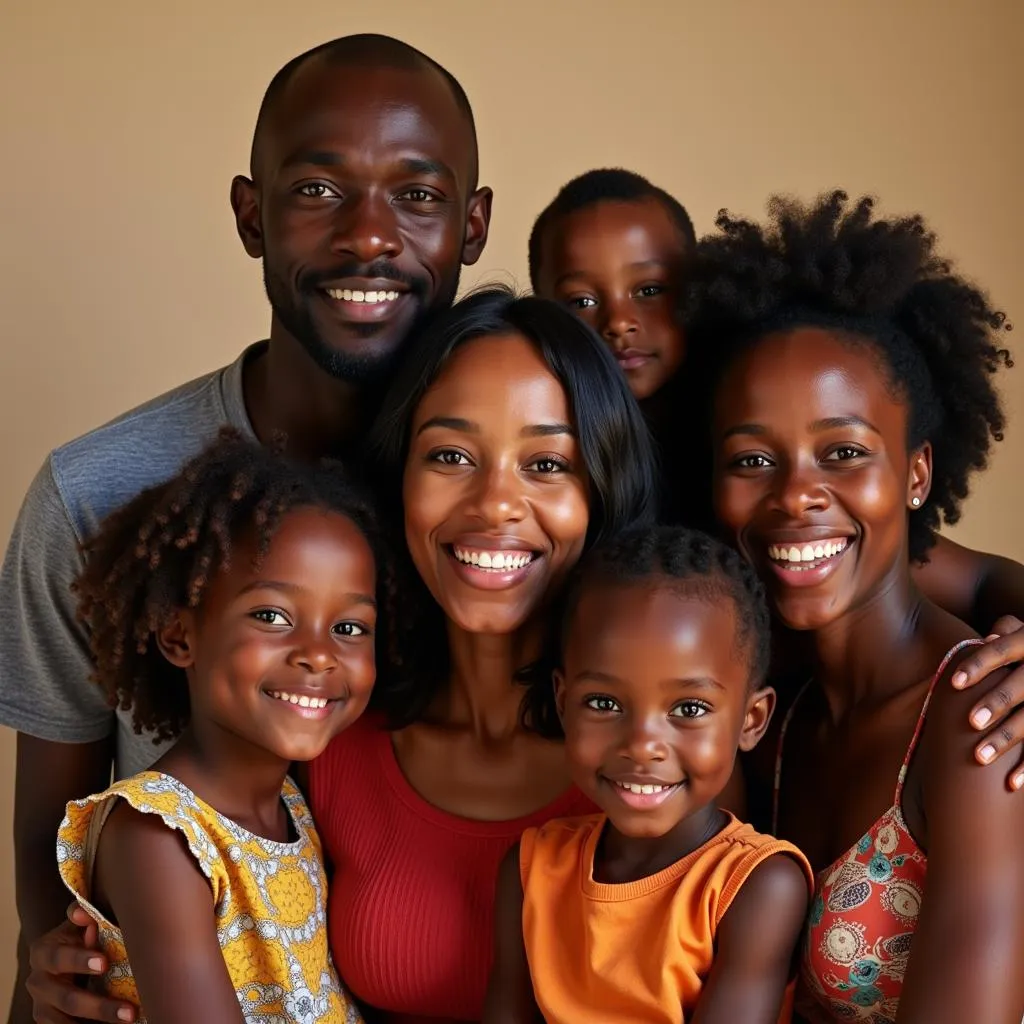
[2, 0, 1022, 1007]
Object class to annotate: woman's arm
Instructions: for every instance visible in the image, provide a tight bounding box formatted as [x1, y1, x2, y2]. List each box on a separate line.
[481, 844, 541, 1024]
[913, 536, 1024, 634]
[896, 663, 1024, 1023]
[91, 803, 246, 1024]
[690, 854, 809, 1024]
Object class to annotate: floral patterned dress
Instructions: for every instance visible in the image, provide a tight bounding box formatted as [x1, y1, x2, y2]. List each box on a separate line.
[772, 640, 980, 1024]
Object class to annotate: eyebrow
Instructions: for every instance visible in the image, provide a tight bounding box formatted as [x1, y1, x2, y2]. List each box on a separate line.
[722, 414, 880, 441]
[553, 259, 669, 289]
[416, 416, 575, 438]
[398, 156, 455, 180]
[238, 580, 376, 608]
[280, 153, 455, 181]
[574, 671, 726, 692]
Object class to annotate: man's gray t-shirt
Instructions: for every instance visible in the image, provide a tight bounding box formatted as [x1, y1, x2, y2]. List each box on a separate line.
[0, 344, 260, 778]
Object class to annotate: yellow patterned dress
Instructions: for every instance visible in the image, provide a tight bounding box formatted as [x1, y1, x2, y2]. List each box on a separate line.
[57, 771, 362, 1024]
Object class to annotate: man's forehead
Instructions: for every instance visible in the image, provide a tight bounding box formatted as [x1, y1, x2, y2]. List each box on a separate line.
[257, 60, 474, 175]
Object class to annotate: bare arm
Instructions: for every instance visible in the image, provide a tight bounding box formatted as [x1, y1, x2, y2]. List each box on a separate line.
[895, 662, 1024, 1022]
[481, 844, 541, 1024]
[913, 535, 1024, 634]
[12, 735, 113, 1024]
[91, 803, 245, 1024]
[690, 854, 809, 1024]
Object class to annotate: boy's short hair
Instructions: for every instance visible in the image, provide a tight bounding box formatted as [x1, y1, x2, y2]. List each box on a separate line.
[528, 168, 697, 289]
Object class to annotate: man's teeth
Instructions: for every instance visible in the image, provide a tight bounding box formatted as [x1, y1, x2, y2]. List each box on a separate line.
[325, 288, 400, 303]
[268, 690, 329, 709]
[452, 547, 534, 571]
[767, 538, 849, 567]
[615, 781, 674, 795]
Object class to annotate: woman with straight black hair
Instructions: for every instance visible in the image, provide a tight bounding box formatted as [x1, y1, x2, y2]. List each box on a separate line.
[303, 287, 657, 1022]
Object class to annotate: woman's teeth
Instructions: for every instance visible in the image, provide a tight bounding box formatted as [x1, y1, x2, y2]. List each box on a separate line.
[767, 538, 849, 570]
[452, 547, 534, 571]
[267, 690, 329, 709]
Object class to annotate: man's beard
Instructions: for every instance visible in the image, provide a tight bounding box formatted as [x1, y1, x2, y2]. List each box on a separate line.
[263, 261, 459, 385]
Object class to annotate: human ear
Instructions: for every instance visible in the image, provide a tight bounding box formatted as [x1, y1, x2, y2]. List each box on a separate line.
[461, 186, 493, 266]
[738, 686, 777, 752]
[155, 611, 198, 669]
[907, 441, 932, 510]
[230, 175, 264, 260]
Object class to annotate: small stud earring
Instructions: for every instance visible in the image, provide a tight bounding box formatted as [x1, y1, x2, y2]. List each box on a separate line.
[911, 497, 921, 507]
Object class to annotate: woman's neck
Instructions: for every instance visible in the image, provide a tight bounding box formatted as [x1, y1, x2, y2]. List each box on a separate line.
[438, 619, 546, 740]
[809, 565, 929, 722]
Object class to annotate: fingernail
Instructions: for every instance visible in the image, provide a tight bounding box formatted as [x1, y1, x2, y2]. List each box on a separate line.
[87, 957, 103, 972]
[952, 671, 967, 688]
[972, 707, 993, 728]
[979, 744, 996, 763]
[118, 1010, 133, 1022]
[985, 633, 1000, 641]
[1014, 772, 1024, 790]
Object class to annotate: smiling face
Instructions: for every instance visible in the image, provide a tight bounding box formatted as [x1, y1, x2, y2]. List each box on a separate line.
[161, 507, 379, 763]
[232, 57, 491, 383]
[402, 332, 590, 636]
[556, 581, 772, 840]
[712, 327, 931, 632]
[534, 198, 688, 400]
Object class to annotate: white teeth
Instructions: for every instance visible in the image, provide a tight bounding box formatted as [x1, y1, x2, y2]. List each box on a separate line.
[325, 288, 400, 303]
[268, 690, 329, 709]
[616, 781, 672, 795]
[452, 547, 534, 572]
[767, 538, 849, 567]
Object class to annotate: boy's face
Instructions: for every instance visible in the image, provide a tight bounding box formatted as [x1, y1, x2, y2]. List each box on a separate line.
[554, 581, 773, 840]
[535, 198, 688, 401]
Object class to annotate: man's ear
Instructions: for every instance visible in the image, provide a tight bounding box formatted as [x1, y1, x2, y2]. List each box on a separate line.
[230, 175, 264, 259]
[155, 611, 197, 669]
[738, 686, 776, 753]
[461, 186, 493, 266]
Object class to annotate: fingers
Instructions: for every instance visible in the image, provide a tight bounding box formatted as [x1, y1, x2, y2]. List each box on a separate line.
[28, 978, 136, 1023]
[989, 615, 1024, 637]
[29, 938, 106, 977]
[973, 707, 1024, 790]
[67, 903, 91, 926]
[952, 630, 1024, 692]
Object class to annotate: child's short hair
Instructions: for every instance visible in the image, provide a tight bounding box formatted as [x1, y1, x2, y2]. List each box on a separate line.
[524, 525, 771, 736]
[528, 168, 697, 290]
[74, 429, 400, 742]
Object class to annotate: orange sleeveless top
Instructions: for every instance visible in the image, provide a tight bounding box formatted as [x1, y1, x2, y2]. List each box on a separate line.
[773, 639, 981, 1023]
[520, 812, 813, 1023]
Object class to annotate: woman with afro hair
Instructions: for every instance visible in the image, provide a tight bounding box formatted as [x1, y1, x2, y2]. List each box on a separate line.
[689, 190, 1023, 1022]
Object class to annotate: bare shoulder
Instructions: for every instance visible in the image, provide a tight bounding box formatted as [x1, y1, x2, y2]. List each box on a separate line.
[722, 852, 810, 936]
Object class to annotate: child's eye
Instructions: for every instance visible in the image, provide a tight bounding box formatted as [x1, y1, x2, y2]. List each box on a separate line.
[824, 446, 867, 462]
[732, 453, 773, 469]
[429, 449, 471, 467]
[670, 700, 711, 719]
[252, 609, 289, 626]
[585, 695, 621, 713]
[637, 284, 665, 298]
[568, 296, 597, 310]
[333, 622, 369, 637]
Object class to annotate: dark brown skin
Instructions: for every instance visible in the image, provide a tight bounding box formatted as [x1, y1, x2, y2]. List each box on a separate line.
[394, 333, 588, 819]
[59, 509, 377, 1024]
[20, 48, 491, 1024]
[713, 327, 1024, 1022]
[483, 583, 808, 1023]
[533, 197, 688, 403]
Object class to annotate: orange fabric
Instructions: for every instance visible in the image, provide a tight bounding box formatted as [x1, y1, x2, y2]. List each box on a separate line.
[520, 813, 813, 1023]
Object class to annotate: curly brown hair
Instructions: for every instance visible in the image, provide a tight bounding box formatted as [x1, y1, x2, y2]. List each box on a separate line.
[74, 429, 403, 743]
[683, 190, 1013, 561]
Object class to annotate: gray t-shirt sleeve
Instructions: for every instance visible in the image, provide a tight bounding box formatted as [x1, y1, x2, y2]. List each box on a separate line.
[0, 459, 113, 742]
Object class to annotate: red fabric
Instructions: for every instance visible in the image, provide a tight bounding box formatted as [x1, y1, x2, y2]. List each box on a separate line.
[308, 714, 596, 1022]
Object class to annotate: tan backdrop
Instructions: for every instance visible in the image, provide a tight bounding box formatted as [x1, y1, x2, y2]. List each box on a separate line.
[2, 0, 1022, 1006]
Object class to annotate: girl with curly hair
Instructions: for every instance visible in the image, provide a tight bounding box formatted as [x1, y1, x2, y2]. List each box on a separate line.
[692, 190, 1022, 1022]
[56, 430, 398, 1024]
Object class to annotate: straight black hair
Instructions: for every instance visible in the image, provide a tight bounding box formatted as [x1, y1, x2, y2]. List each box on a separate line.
[369, 286, 659, 729]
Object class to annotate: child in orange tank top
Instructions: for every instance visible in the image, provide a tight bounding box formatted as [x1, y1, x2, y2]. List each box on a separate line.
[483, 526, 814, 1024]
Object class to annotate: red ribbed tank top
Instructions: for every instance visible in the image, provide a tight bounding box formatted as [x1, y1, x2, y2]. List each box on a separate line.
[307, 714, 595, 1022]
